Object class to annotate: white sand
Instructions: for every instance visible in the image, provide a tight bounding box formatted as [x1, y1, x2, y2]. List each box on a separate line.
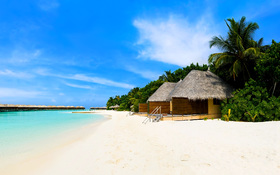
[1, 111, 280, 175]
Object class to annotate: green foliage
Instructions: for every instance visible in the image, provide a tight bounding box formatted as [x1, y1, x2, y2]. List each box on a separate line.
[133, 99, 139, 112]
[209, 16, 263, 88]
[106, 63, 207, 111]
[211, 18, 280, 122]
[255, 40, 280, 96]
[105, 17, 279, 123]
[159, 63, 208, 82]
[221, 79, 280, 122]
[106, 97, 114, 110]
[223, 109, 231, 122]
[137, 79, 165, 103]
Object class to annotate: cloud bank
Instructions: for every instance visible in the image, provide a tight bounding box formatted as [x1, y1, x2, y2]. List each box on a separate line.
[0, 88, 43, 98]
[133, 15, 218, 66]
[0, 69, 34, 79]
[35, 69, 135, 89]
[68, 74, 134, 89]
[64, 82, 93, 90]
[125, 66, 161, 80]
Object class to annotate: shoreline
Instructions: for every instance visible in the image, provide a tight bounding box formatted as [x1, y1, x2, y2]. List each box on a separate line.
[1, 111, 280, 175]
[0, 112, 109, 175]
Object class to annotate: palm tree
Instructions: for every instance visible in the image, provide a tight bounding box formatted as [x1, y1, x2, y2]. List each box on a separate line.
[159, 70, 176, 82]
[209, 16, 263, 82]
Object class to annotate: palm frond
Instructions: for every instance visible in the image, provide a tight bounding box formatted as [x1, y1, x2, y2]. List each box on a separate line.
[257, 38, 263, 48]
[209, 36, 227, 49]
[233, 60, 242, 79]
[225, 19, 233, 33]
[208, 16, 261, 82]
[215, 54, 235, 68]
[244, 47, 257, 57]
[208, 53, 224, 64]
[236, 34, 245, 52]
[243, 23, 259, 47]
[239, 16, 246, 32]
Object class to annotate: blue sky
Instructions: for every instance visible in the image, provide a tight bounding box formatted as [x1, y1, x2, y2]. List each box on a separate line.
[0, 0, 280, 108]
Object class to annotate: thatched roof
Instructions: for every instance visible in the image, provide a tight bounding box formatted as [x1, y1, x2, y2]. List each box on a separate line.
[166, 79, 182, 100]
[110, 104, 120, 109]
[90, 107, 107, 109]
[169, 70, 234, 100]
[147, 82, 177, 102]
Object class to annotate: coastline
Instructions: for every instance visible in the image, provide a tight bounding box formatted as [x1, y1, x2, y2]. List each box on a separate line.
[0, 112, 109, 175]
[1, 110, 280, 175]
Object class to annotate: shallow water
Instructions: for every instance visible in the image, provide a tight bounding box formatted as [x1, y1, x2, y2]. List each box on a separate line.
[0, 110, 103, 160]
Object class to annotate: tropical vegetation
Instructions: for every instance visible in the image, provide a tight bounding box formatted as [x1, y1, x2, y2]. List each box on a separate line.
[106, 16, 280, 122]
[221, 79, 280, 122]
[213, 17, 280, 122]
[106, 63, 208, 112]
[208, 16, 266, 88]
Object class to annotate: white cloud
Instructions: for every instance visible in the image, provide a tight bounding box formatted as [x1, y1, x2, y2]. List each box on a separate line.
[0, 69, 34, 79]
[35, 70, 135, 89]
[38, 0, 60, 11]
[126, 66, 160, 80]
[69, 74, 134, 89]
[34, 68, 49, 76]
[64, 82, 92, 89]
[8, 49, 42, 64]
[133, 15, 218, 66]
[0, 88, 43, 98]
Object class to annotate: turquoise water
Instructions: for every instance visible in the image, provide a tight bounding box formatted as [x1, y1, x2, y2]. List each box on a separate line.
[0, 110, 104, 158]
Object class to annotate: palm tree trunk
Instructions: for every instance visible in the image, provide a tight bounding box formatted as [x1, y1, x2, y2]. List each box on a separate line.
[243, 63, 251, 79]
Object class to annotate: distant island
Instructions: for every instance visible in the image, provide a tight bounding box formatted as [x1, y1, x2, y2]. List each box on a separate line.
[0, 104, 85, 112]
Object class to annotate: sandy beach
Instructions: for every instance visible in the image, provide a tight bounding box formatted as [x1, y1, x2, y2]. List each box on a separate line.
[1, 110, 280, 175]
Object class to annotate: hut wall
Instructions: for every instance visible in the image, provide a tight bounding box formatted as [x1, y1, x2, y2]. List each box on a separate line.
[148, 102, 170, 114]
[208, 99, 221, 115]
[139, 103, 148, 113]
[172, 98, 208, 115]
[170, 101, 173, 113]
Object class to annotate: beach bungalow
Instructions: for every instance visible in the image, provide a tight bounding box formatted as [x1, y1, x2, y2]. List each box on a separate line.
[147, 81, 180, 114]
[109, 105, 120, 110]
[168, 70, 234, 118]
[138, 103, 148, 113]
[90, 107, 107, 110]
[144, 70, 234, 120]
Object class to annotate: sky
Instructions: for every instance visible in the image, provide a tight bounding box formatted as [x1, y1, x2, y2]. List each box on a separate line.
[0, 0, 280, 108]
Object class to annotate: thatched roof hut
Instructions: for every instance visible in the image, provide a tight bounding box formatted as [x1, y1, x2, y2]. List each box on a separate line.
[169, 70, 234, 100]
[147, 82, 177, 102]
[110, 105, 120, 109]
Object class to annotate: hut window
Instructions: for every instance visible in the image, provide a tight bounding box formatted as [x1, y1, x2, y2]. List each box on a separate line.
[213, 98, 221, 105]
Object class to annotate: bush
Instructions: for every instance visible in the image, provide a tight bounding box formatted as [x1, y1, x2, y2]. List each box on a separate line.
[255, 40, 280, 97]
[221, 79, 280, 122]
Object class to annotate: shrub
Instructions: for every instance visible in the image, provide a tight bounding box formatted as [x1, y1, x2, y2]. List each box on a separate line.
[221, 79, 280, 122]
[255, 40, 280, 97]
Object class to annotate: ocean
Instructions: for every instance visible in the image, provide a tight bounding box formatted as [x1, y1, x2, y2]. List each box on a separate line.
[0, 110, 104, 162]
